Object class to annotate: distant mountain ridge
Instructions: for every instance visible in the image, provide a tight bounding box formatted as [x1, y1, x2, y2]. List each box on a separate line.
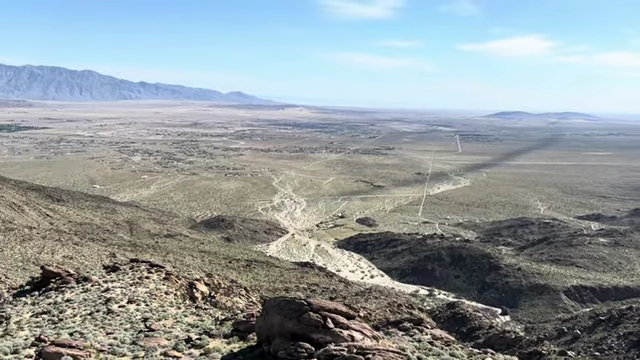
[0, 63, 272, 103]
[486, 111, 600, 120]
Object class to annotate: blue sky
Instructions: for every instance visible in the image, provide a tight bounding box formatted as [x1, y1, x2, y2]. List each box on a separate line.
[2, 0, 640, 112]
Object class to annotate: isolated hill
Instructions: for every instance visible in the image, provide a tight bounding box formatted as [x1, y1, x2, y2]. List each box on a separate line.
[576, 208, 640, 230]
[190, 214, 287, 245]
[486, 111, 600, 121]
[0, 63, 272, 103]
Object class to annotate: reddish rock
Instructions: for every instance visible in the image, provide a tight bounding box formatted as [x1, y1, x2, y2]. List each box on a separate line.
[51, 338, 89, 349]
[139, 337, 170, 347]
[145, 322, 163, 332]
[256, 297, 403, 360]
[307, 298, 357, 320]
[40, 265, 76, 280]
[162, 350, 184, 358]
[39, 345, 90, 360]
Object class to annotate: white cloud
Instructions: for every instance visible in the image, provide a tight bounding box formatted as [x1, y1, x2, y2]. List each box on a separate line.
[593, 52, 640, 68]
[458, 34, 559, 56]
[555, 52, 640, 69]
[325, 52, 433, 71]
[319, 0, 405, 19]
[375, 40, 424, 48]
[439, 0, 481, 16]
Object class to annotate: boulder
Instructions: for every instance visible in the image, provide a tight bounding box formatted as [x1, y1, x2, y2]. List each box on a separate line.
[50, 339, 89, 350]
[40, 265, 76, 280]
[256, 297, 403, 360]
[187, 280, 210, 303]
[233, 319, 256, 334]
[39, 345, 90, 360]
[256, 297, 380, 348]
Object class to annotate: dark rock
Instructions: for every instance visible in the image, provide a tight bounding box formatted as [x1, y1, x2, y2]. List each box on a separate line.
[270, 340, 316, 360]
[102, 264, 123, 273]
[233, 319, 256, 334]
[355, 217, 378, 228]
[129, 258, 166, 269]
[40, 265, 76, 280]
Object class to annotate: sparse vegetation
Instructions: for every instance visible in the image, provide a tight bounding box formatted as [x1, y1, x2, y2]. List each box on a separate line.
[2, 102, 640, 359]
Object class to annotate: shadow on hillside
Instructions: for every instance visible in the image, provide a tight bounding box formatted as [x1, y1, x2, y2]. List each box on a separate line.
[221, 345, 264, 360]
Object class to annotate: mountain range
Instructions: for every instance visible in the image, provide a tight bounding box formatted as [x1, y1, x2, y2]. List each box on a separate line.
[0, 63, 272, 103]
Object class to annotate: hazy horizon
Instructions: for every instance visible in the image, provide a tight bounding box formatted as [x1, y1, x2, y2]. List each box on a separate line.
[2, 0, 640, 113]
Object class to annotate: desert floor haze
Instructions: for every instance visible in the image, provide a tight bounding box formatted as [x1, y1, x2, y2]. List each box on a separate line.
[1, 100, 640, 359]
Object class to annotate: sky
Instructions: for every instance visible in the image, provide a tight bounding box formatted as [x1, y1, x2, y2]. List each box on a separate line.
[2, 0, 640, 113]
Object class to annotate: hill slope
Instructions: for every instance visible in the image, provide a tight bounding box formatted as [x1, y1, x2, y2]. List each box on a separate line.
[0, 63, 271, 103]
[0, 174, 437, 320]
[338, 218, 640, 321]
[0, 174, 524, 359]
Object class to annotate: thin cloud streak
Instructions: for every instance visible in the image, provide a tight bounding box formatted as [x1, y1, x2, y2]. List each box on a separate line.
[319, 0, 405, 19]
[556, 52, 640, 68]
[458, 34, 559, 56]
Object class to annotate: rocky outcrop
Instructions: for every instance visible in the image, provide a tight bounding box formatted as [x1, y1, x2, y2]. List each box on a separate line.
[256, 297, 405, 359]
[431, 301, 525, 352]
[17, 265, 80, 295]
[186, 274, 259, 312]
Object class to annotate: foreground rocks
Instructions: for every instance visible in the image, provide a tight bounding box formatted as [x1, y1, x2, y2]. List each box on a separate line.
[3, 261, 523, 360]
[256, 297, 405, 359]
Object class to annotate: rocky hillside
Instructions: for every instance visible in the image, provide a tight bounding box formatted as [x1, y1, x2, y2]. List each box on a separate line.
[0, 260, 526, 360]
[3, 174, 640, 359]
[339, 217, 640, 359]
[0, 64, 271, 103]
[339, 217, 640, 319]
